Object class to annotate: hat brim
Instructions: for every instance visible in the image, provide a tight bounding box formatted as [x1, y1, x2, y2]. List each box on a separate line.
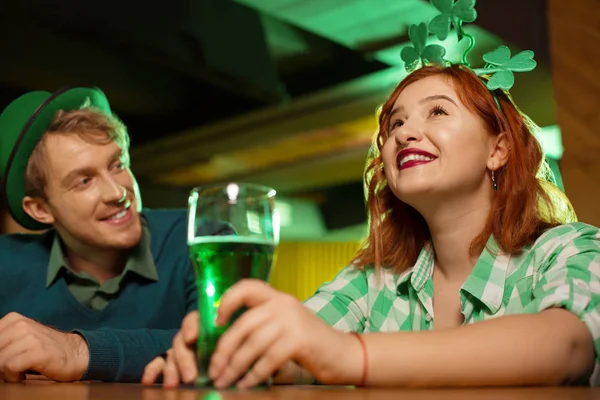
[2, 86, 111, 230]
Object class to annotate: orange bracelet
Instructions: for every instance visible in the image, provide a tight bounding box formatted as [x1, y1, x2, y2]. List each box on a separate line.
[350, 332, 368, 386]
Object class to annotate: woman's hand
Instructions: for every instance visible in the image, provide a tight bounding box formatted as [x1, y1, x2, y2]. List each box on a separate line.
[208, 279, 361, 389]
[141, 279, 362, 389]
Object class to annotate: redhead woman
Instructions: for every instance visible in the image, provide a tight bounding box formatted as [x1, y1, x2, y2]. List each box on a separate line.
[142, 1, 600, 390]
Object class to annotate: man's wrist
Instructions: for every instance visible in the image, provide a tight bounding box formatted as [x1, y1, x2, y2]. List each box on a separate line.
[69, 332, 89, 380]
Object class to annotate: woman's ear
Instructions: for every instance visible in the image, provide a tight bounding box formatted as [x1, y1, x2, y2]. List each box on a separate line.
[487, 132, 510, 170]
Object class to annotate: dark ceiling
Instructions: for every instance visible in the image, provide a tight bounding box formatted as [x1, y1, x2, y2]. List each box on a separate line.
[0, 0, 391, 146]
[0, 0, 552, 232]
[0, 0, 549, 145]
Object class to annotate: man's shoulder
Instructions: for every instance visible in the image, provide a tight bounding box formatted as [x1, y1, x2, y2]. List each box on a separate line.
[141, 208, 187, 259]
[0, 231, 53, 269]
[141, 208, 187, 228]
[0, 231, 53, 251]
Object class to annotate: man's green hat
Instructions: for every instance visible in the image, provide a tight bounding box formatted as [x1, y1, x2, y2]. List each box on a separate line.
[0, 85, 111, 230]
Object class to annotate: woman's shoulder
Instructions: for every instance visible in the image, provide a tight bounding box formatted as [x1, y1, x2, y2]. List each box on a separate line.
[533, 222, 600, 247]
[523, 222, 600, 268]
[321, 263, 398, 291]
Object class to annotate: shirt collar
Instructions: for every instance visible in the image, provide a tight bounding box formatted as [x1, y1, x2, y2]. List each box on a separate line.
[393, 237, 511, 313]
[46, 234, 66, 287]
[460, 236, 511, 314]
[46, 216, 158, 287]
[394, 242, 435, 293]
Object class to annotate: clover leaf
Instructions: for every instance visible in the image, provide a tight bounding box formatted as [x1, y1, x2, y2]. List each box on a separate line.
[429, 0, 477, 41]
[472, 45, 537, 90]
[483, 46, 537, 71]
[401, 23, 447, 72]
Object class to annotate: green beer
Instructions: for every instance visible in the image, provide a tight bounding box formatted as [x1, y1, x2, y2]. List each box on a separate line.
[190, 236, 275, 387]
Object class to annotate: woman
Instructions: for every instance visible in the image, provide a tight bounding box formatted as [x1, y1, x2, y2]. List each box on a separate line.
[142, 65, 600, 389]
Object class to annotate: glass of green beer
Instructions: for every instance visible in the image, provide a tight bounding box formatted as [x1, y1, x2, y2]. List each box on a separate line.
[187, 183, 278, 388]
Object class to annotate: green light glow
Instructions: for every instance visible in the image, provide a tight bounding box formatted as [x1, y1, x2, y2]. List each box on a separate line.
[206, 281, 215, 297]
[535, 125, 563, 160]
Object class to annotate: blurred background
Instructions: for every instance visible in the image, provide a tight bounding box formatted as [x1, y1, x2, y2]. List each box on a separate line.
[0, 0, 597, 299]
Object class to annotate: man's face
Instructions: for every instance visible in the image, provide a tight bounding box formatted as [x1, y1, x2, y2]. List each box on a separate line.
[36, 132, 142, 251]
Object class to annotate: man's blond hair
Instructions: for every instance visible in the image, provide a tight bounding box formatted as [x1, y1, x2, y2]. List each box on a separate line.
[25, 102, 130, 199]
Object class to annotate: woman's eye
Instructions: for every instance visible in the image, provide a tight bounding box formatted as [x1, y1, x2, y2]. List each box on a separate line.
[430, 105, 448, 116]
[391, 120, 404, 129]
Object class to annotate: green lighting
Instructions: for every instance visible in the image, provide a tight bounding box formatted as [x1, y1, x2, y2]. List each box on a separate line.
[535, 125, 563, 160]
[201, 392, 223, 400]
[206, 281, 215, 297]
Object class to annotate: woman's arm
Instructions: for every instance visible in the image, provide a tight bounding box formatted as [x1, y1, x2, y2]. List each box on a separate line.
[142, 285, 595, 388]
[357, 308, 593, 387]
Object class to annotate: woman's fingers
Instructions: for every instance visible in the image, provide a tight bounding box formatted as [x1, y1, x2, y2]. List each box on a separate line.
[237, 341, 292, 389]
[209, 305, 269, 379]
[212, 324, 280, 389]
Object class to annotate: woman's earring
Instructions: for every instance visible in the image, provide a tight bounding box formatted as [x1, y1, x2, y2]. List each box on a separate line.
[491, 170, 497, 191]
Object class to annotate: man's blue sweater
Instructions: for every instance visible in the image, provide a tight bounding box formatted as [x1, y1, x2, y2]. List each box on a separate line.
[0, 209, 196, 382]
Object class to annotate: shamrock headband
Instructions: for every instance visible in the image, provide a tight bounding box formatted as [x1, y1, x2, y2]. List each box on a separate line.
[359, 0, 577, 234]
[400, 0, 537, 94]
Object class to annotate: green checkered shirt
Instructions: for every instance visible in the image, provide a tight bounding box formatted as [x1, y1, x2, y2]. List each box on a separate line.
[304, 222, 600, 385]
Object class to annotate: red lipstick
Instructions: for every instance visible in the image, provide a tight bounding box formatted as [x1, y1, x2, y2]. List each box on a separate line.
[397, 148, 437, 170]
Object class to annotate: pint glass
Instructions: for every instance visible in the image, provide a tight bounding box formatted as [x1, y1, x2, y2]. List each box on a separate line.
[187, 183, 278, 387]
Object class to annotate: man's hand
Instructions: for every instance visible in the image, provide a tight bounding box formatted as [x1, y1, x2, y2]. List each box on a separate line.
[0, 312, 89, 382]
[142, 311, 199, 388]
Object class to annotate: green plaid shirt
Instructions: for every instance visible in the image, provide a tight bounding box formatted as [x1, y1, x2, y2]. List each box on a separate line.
[304, 222, 600, 385]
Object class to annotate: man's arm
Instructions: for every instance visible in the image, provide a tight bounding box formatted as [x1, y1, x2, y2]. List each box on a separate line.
[74, 328, 179, 382]
[80, 231, 199, 382]
[72, 263, 197, 383]
[0, 248, 198, 383]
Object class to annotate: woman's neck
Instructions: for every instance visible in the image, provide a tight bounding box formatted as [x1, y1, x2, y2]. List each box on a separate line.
[417, 191, 493, 282]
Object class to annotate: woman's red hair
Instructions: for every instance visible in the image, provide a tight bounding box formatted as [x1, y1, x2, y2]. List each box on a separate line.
[354, 64, 559, 272]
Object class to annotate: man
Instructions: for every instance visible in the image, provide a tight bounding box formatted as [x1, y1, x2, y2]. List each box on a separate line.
[0, 85, 196, 382]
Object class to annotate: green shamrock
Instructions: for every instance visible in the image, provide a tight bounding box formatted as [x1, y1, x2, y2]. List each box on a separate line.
[429, 0, 477, 41]
[472, 45, 537, 90]
[400, 23, 446, 72]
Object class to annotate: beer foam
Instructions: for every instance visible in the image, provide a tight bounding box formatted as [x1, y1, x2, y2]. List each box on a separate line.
[188, 236, 275, 246]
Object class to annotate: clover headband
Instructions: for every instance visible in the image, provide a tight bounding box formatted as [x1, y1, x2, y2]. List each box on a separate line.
[400, 0, 537, 92]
